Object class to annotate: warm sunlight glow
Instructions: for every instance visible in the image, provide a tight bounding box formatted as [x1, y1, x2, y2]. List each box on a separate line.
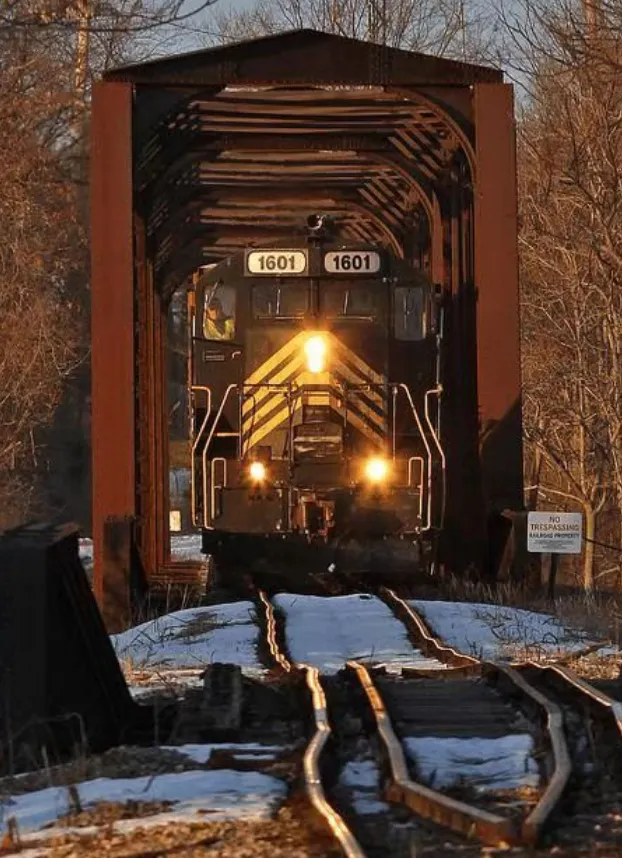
[304, 335, 327, 374]
[364, 457, 389, 483]
[249, 461, 267, 482]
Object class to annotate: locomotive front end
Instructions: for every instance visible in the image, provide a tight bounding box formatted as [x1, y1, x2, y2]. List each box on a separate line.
[190, 231, 442, 580]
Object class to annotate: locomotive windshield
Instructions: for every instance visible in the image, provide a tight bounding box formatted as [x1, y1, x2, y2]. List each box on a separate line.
[252, 281, 308, 318]
[321, 280, 377, 318]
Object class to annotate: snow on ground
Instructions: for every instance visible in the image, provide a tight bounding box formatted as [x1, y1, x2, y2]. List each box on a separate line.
[78, 538, 93, 577]
[170, 534, 204, 563]
[339, 760, 390, 815]
[78, 534, 205, 580]
[162, 743, 285, 764]
[0, 769, 286, 837]
[111, 601, 264, 679]
[411, 600, 614, 662]
[273, 593, 447, 673]
[403, 734, 539, 792]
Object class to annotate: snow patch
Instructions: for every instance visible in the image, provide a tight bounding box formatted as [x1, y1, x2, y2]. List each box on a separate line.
[78, 538, 93, 577]
[170, 534, 204, 563]
[411, 600, 609, 661]
[161, 743, 285, 764]
[0, 770, 286, 836]
[78, 535, 205, 576]
[111, 602, 263, 675]
[404, 734, 539, 792]
[273, 593, 446, 674]
[339, 760, 390, 816]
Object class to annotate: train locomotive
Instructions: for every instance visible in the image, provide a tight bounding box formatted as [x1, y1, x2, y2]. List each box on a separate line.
[190, 217, 445, 582]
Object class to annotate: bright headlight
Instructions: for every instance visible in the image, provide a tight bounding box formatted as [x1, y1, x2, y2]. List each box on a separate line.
[304, 335, 327, 374]
[249, 461, 267, 482]
[364, 457, 389, 483]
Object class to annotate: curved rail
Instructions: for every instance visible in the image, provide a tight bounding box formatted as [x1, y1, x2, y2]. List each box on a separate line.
[304, 668, 367, 858]
[348, 660, 516, 846]
[498, 666, 572, 844]
[378, 593, 573, 845]
[525, 662, 622, 739]
[257, 592, 364, 857]
[257, 590, 292, 673]
[350, 659, 572, 848]
[382, 588, 480, 668]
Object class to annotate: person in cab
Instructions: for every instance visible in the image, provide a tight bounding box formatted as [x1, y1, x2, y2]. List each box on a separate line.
[204, 296, 234, 340]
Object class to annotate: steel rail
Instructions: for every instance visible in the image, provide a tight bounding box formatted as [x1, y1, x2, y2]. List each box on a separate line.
[380, 592, 572, 845]
[382, 588, 480, 668]
[304, 667, 367, 858]
[348, 660, 516, 846]
[257, 592, 366, 856]
[497, 666, 572, 845]
[525, 662, 622, 739]
[257, 590, 292, 673]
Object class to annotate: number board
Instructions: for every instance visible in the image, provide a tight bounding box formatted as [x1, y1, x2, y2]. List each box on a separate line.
[245, 249, 308, 276]
[323, 250, 381, 274]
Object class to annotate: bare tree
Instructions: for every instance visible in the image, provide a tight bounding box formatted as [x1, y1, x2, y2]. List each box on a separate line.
[206, 0, 496, 62]
[517, 9, 622, 589]
[0, 2, 221, 526]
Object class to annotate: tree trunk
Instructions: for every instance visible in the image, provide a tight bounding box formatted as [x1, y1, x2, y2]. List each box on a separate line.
[583, 506, 595, 592]
[527, 446, 543, 511]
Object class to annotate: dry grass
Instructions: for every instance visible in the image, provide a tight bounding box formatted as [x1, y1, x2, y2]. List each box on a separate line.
[440, 575, 622, 643]
[431, 575, 622, 672]
[30, 803, 343, 858]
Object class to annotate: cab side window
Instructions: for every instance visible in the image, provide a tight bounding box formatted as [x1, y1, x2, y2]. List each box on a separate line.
[394, 286, 425, 341]
[203, 284, 236, 341]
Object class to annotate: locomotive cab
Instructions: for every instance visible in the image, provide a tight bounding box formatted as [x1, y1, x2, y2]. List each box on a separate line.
[189, 226, 444, 577]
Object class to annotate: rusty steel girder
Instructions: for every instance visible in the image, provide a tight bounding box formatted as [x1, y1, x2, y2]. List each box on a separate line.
[90, 30, 523, 622]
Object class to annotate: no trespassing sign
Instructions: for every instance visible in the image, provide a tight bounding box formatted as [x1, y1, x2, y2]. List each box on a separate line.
[527, 512, 583, 555]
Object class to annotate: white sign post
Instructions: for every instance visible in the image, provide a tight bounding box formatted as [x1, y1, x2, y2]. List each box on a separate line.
[527, 512, 583, 554]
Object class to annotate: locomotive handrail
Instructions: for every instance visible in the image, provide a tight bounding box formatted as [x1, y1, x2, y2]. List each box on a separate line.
[190, 386, 212, 527]
[210, 457, 227, 524]
[202, 384, 238, 528]
[408, 456, 425, 520]
[424, 386, 446, 530]
[395, 383, 434, 532]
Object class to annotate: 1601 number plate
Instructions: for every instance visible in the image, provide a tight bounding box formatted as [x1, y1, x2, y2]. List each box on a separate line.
[246, 250, 308, 275]
[323, 250, 381, 274]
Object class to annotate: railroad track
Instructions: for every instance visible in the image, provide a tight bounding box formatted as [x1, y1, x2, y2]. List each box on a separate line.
[257, 587, 622, 857]
[513, 662, 622, 852]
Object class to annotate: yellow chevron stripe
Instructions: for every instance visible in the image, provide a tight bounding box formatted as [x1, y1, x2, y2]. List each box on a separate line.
[241, 330, 388, 450]
[244, 398, 384, 454]
[243, 373, 384, 438]
[243, 390, 291, 436]
[243, 401, 302, 453]
[242, 378, 330, 435]
[245, 331, 384, 391]
[346, 408, 385, 444]
[331, 356, 384, 396]
[243, 384, 385, 444]
[242, 353, 305, 417]
[243, 368, 329, 429]
[332, 338, 385, 384]
[245, 330, 308, 385]
[349, 396, 386, 431]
